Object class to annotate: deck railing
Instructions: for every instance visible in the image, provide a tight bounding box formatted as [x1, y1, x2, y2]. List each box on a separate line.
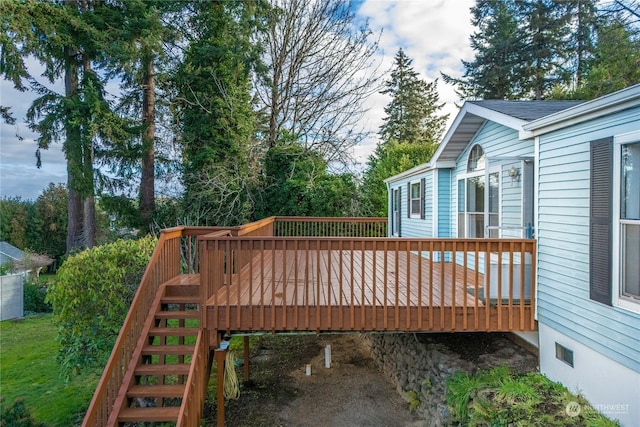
[83, 227, 217, 427]
[273, 216, 387, 237]
[201, 227, 536, 333]
[177, 330, 209, 427]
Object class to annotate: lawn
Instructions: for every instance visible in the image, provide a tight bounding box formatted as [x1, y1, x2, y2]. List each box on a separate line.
[0, 314, 100, 426]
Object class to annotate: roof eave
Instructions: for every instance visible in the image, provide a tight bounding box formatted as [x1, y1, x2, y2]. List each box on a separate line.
[523, 84, 640, 137]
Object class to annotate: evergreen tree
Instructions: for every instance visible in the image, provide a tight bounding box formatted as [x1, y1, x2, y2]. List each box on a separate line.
[174, 0, 261, 226]
[442, 0, 528, 99]
[565, 0, 599, 87]
[445, 0, 598, 100]
[380, 49, 448, 144]
[1, 1, 129, 253]
[576, 17, 640, 98]
[517, 0, 575, 99]
[362, 49, 446, 217]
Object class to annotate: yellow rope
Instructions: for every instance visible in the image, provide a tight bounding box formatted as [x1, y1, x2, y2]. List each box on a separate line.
[224, 350, 240, 400]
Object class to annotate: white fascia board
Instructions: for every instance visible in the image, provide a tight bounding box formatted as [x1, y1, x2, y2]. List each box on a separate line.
[433, 161, 456, 169]
[384, 161, 433, 184]
[432, 102, 526, 163]
[522, 83, 640, 138]
[465, 102, 528, 130]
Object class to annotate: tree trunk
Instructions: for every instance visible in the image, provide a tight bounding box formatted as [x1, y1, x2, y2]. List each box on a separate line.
[65, 50, 84, 255]
[140, 56, 155, 228]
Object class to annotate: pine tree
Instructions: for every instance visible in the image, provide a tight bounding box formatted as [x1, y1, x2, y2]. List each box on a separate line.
[517, 0, 575, 99]
[362, 49, 447, 217]
[442, 0, 528, 99]
[380, 49, 447, 144]
[576, 17, 640, 98]
[1, 1, 128, 252]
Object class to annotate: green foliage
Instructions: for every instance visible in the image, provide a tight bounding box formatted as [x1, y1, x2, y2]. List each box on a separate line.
[0, 197, 36, 250]
[445, 0, 602, 100]
[23, 282, 52, 313]
[47, 235, 157, 376]
[176, 0, 260, 226]
[446, 367, 620, 426]
[0, 397, 47, 427]
[32, 183, 67, 264]
[404, 390, 421, 412]
[380, 49, 448, 145]
[361, 141, 437, 217]
[254, 143, 358, 218]
[575, 19, 640, 99]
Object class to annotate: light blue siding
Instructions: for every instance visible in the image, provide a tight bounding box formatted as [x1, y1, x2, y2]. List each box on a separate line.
[388, 169, 436, 238]
[537, 105, 640, 373]
[437, 169, 451, 237]
[452, 122, 535, 238]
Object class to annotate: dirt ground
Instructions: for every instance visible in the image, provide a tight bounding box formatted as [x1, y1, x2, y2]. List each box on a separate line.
[203, 334, 424, 427]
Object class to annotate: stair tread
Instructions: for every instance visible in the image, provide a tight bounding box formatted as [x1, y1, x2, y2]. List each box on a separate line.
[142, 344, 195, 355]
[119, 406, 180, 422]
[127, 384, 186, 398]
[155, 310, 200, 319]
[161, 295, 200, 304]
[149, 327, 200, 336]
[135, 363, 191, 375]
[136, 363, 191, 375]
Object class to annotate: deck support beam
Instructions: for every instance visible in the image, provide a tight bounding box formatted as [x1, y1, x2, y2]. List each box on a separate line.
[214, 349, 227, 427]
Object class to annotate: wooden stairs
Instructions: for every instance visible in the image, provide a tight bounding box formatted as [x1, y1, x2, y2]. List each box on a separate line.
[110, 278, 203, 425]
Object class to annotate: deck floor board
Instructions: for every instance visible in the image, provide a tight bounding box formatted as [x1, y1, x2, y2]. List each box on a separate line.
[208, 250, 485, 308]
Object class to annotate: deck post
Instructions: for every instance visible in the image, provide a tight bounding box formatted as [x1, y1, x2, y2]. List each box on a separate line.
[243, 336, 250, 382]
[215, 349, 227, 426]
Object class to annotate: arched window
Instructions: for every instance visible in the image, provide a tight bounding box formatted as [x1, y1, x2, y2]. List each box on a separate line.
[467, 144, 485, 172]
[459, 144, 499, 237]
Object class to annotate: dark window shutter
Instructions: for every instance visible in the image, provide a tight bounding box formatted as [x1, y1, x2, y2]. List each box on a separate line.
[407, 183, 411, 218]
[398, 187, 402, 236]
[420, 178, 426, 219]
[590, 137, 613, 306]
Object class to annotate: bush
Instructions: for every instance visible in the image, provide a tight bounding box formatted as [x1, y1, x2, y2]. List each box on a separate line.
[0, 397, 48, 427]
[23, 282, 52, 313]
[47, 235, 157, 377]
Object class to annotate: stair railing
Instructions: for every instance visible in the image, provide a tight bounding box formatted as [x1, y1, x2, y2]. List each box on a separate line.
[82, 228, 185, 427]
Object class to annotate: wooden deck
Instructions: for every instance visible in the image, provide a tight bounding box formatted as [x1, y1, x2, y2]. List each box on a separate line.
[84, 218, 537, 427]
[202, 237, 536, 333]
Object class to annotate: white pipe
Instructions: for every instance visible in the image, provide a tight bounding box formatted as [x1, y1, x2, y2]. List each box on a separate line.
[325, 345, 331, 368]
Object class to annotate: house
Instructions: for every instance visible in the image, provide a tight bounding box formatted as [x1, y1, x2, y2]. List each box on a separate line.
[385, 84, 640, 426]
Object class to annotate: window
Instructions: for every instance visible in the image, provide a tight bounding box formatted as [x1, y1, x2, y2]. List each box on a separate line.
[458, 145, 499, 237]
[406, 179, 425, 219]
[391, 188, 400, 236]
[410, 181, 421, 217]
[620, 141, 640, 301]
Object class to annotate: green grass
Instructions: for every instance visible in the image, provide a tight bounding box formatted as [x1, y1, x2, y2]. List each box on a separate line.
[446, 366, 620, 426]
[0, 314, 100, 426]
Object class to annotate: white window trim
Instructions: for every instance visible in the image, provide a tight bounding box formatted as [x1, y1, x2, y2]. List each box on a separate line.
[391, 187, 400, 236]
[409, 179, 422, 219]
[612, 130, 640, 313]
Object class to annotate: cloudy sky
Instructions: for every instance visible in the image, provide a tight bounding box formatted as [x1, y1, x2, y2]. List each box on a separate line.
[0, 0, 475, 200]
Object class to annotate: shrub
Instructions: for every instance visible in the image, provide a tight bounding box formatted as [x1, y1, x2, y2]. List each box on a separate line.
[47, 235, 157, 377]
[0, 397, 48, 427]
[23, 282, 52, 313]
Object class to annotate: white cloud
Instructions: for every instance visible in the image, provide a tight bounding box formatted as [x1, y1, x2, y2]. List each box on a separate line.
[1, 1, 478, 196]
[349, 0, 475, 168]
